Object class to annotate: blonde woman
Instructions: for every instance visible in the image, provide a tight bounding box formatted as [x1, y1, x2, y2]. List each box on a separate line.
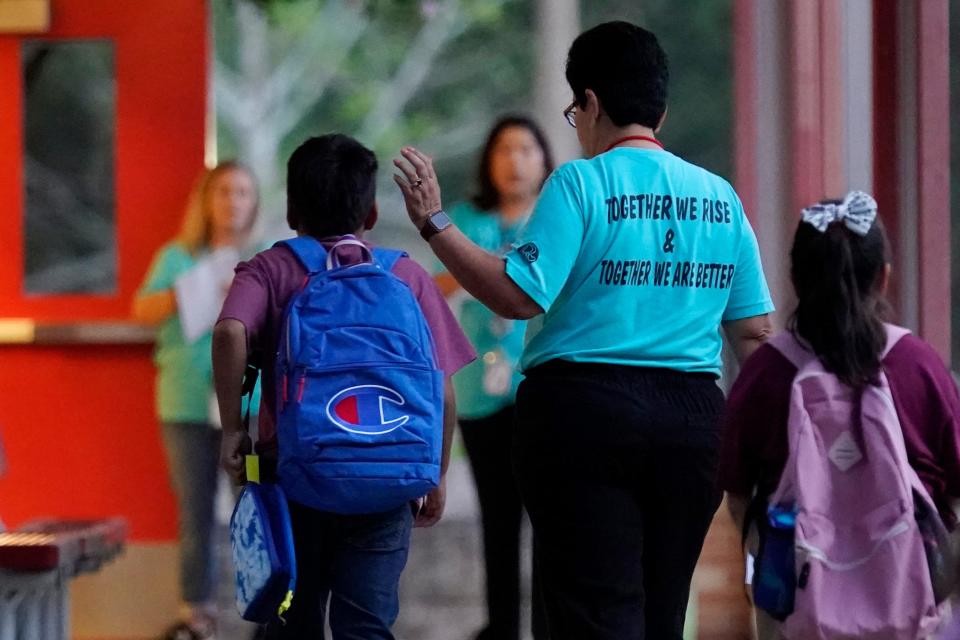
[133, 161, 259, 640]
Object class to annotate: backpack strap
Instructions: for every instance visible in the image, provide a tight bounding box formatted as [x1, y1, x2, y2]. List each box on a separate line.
[767, 331, 817, 370]
[768, 325, 910, 369]
[372, 248, 407, 272]
[881, 323, 911, 359]
[275, 236, 328, 274]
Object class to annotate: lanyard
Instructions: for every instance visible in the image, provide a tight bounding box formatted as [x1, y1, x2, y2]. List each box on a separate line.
[603, 135, 664, 153]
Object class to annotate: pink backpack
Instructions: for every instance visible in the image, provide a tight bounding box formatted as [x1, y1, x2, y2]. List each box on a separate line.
[768, 325, 942, 639]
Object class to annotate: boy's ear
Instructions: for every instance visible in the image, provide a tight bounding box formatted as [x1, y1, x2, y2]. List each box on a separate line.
[363, 204, 378, 231]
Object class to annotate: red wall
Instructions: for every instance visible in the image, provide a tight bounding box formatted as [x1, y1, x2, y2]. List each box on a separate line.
[0, 1, 207, 540]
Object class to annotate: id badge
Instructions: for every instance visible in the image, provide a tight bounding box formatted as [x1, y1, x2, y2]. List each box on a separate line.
[482, 350, 513, 397]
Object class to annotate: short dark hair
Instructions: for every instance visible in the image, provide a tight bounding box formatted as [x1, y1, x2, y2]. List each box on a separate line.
[286, 134, 377, 238]
[472, 114, 555, 212]
[565, 21, 669, 129]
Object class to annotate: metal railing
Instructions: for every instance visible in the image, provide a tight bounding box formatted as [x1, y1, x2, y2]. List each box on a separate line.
[0, 519, 125, 640]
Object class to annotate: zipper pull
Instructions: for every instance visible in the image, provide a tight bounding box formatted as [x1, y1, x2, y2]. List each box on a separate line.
[296, 376, 306, 404]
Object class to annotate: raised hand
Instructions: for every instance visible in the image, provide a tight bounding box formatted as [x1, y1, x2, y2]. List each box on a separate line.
[392, 146, 443, 229]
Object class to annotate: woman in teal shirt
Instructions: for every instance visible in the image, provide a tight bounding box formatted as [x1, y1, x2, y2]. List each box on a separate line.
[133, 161, 260, 640]
[395, 22, 774, 640]
[436, 116, 553, 640]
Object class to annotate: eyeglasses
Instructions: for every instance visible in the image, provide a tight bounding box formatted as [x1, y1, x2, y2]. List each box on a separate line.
[563, 101, 577, 128]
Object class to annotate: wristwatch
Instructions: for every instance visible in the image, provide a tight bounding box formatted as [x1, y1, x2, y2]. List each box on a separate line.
[419, 209, 452, 241]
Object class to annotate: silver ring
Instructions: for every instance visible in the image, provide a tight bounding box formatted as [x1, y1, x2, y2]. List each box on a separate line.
[414, 178, 423, 188]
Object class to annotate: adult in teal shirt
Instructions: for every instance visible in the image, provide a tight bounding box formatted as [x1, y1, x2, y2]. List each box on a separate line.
[133, 161, 261, 640]
[436, 115, 553, 640]
[394, 22, 774, 640]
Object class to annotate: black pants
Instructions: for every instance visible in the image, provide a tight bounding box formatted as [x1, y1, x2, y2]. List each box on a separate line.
[460, 405, 548, 640]
[514, 361, 724, 640]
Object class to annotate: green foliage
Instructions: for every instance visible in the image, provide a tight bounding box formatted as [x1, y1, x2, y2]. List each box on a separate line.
[215, 0, 535, 217]
[581, 0, 733, 180]
[215, 0, 734, 235]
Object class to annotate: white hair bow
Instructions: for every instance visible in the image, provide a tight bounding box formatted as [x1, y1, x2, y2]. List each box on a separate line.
[800, 191, 878, 237]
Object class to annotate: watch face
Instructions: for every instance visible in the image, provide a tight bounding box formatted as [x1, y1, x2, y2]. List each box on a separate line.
[431, 210, 452, 230]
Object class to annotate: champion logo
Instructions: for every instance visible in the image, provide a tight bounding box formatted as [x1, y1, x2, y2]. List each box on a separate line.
[326, 385, 410, 435]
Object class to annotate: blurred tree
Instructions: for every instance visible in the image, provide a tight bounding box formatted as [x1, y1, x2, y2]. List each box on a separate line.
[214, 0, 533, 240]
[10, 0, 736, 295]
[214, 0, 733, 247]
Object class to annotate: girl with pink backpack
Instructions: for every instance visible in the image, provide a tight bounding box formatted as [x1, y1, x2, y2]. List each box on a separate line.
[719, 191, 960, 639]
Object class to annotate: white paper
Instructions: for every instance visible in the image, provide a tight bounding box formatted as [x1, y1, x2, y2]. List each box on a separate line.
[174, 247, 239, 343]
[208, 392, 222, 429]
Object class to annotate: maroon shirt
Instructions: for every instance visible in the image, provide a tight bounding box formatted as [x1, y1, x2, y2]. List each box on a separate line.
[718, 334, 960, 519]
[219, 238, 476, 448]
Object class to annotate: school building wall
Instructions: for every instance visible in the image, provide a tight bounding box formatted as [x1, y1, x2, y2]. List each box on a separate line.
[0, 0, 207, 635]
[734, 0, 951, 357]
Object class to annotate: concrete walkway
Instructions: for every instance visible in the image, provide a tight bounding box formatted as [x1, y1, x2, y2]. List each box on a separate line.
[217, 453, 527, 640]
[215, 449, 715, 639]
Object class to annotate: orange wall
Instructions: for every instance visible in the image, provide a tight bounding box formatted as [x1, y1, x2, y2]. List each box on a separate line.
[0, 347, 174, 540]
[0, 0, 207, 541]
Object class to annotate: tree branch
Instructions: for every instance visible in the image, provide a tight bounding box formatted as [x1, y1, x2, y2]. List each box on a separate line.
[214, 59, 251, 130]
[264, 0, 364, 110]
[270, 8, 370, 137]
[417, 118, 490, 161]
[357, 0, 474, 146]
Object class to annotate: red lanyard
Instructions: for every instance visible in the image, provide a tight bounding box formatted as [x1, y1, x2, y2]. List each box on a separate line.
[603, 135, 664, 153]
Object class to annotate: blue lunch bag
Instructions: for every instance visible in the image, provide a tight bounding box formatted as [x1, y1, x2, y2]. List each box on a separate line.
[229, 453, 296, 623]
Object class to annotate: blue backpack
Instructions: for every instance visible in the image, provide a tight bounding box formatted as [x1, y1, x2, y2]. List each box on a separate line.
[275, 236, 443, 514]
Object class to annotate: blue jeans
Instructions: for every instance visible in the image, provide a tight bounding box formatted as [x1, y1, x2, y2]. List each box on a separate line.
[264, 501, 413, 640]
[161, 422, 221, 605]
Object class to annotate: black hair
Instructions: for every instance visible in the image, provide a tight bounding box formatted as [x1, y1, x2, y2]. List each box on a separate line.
[789, 201, 890, 387]
[471, 114, 555, 212]
[286, 134, 377, 238]
[565, 21, 669, 129]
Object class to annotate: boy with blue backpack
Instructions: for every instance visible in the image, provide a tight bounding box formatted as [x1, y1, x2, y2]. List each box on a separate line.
[213, 134, 475, 638]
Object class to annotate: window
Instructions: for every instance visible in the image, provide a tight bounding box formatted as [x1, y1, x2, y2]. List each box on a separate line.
[22, 39, 116, 294]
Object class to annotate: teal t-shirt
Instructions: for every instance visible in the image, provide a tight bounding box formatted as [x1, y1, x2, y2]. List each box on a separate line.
[504, 148, 774, 375]
[139, 242, 260, 423]
[441, 202, 528, 419]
